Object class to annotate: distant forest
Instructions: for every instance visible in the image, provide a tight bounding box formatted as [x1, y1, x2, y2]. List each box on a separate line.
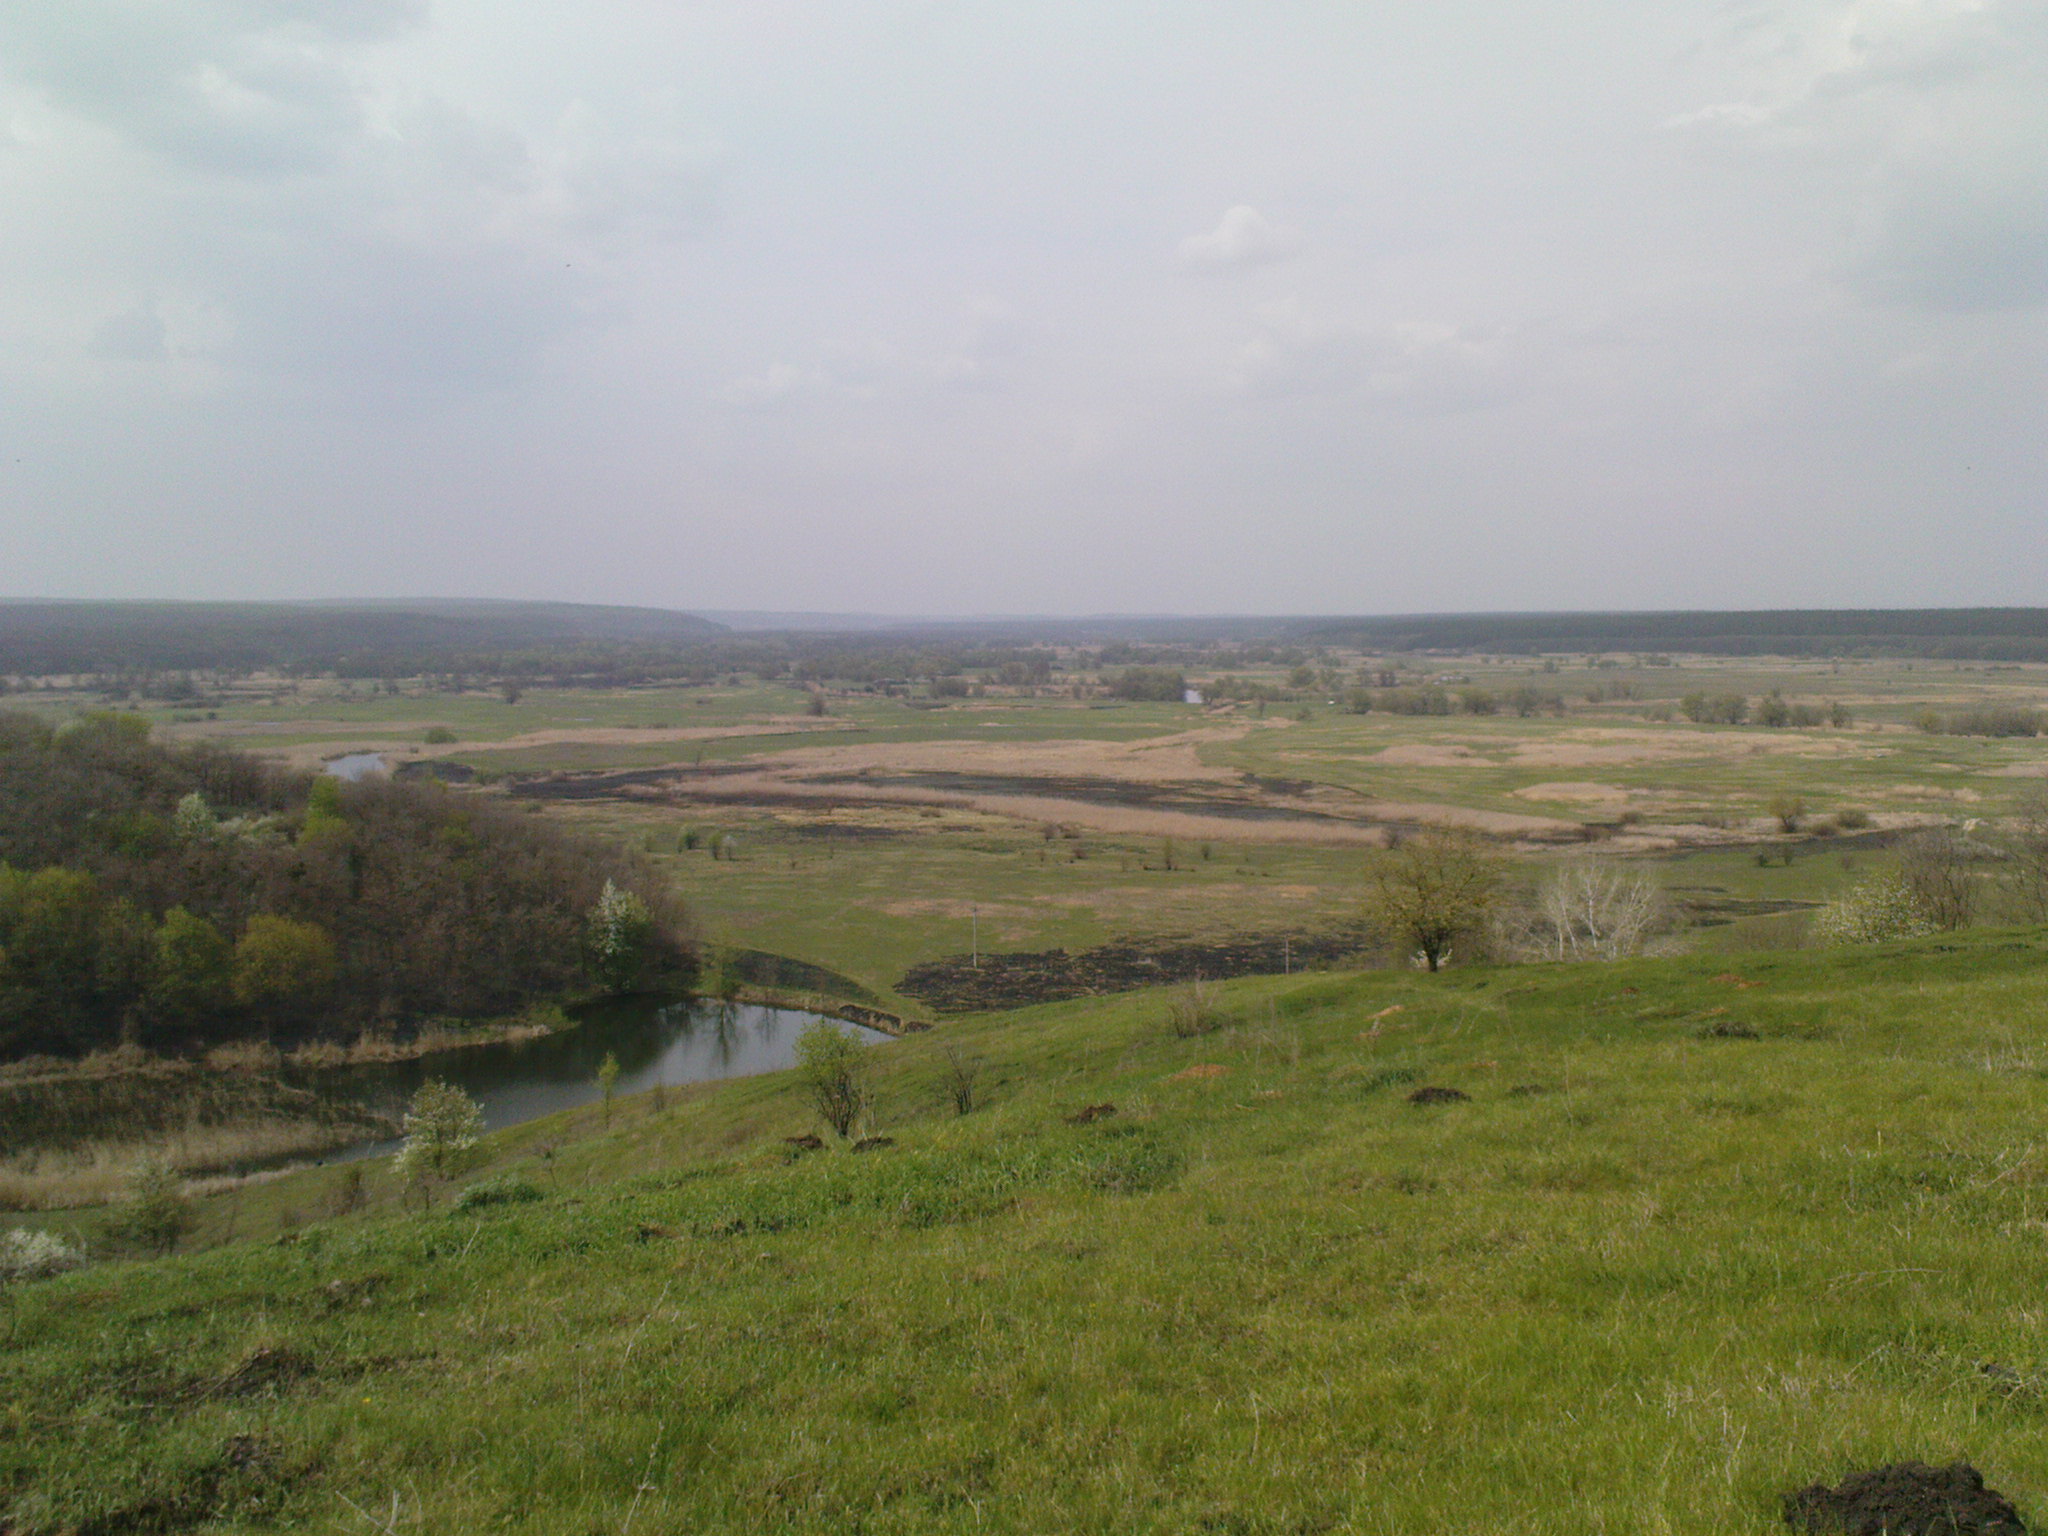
[9, 601, 2048, 687]
[0, 712, 690, 1060]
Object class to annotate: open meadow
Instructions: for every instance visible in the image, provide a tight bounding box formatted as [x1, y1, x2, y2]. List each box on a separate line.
[12, 931, 2048, 1532]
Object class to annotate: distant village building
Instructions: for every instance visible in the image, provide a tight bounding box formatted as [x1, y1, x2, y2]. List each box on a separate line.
[1183, 687, 1205, 706]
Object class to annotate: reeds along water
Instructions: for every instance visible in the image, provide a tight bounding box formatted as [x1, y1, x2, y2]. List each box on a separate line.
[0, 1063, 390, 1210]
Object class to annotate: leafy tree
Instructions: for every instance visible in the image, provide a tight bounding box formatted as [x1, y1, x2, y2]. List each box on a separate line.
[1768, 794, 1807, 834]
[396, 1080, 486, 1202]
[150, 907, 233, 1028]
[1364, 831, 1502, 972]
[795, 1022, 870, 1138]
[300, 775, 346, 842]
[232, 914, 337, 1024]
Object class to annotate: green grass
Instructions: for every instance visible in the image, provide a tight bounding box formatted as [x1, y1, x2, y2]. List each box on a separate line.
[13, 933, 2048, 1532]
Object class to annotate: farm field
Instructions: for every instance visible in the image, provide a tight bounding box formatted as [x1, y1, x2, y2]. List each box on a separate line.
[13, 931, 2048, 1532]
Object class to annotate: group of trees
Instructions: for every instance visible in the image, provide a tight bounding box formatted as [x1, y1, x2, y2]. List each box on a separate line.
[0, 711, 689, 1060]
[1349, 684, 1567, 718]
[1917, 707, 2041, 739]
[1680, 691, 1851, 728]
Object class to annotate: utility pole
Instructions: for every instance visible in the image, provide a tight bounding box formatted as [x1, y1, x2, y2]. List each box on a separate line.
[972, 905, 979, 969]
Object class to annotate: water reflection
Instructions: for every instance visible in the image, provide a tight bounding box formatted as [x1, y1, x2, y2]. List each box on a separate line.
[324, 752, 388, 781]
[303, 997, 887, 1161]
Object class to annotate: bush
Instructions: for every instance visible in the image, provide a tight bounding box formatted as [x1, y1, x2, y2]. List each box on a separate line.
[795, 1022, 871, 1138]
[1813, 872, 1937, 945]
[0, 1227, 86, 1283]
[112, 1160, 192, 1255]
[422, 726, 457, 744]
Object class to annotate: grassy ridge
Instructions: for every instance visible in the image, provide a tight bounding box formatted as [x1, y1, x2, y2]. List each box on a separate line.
[10, 936, 2048, 1531]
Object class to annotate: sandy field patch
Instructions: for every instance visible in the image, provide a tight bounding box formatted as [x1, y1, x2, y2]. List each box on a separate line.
[748, 724, 1263, 786]
[1368, 743, 1491, 767]
[1878, 784, 1985, 802]
[1512, 781, 1632, 807]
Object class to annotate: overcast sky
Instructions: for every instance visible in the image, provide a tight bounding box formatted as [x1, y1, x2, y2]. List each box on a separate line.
[1, 1, 2042, 616]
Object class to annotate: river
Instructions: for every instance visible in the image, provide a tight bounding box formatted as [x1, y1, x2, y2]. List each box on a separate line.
[303, 996, 889, 1162]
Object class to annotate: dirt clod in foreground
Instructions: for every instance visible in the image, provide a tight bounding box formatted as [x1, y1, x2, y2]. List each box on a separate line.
[1784, 1462, 2026, 1535]
[1406, 1086, 1469, 1105]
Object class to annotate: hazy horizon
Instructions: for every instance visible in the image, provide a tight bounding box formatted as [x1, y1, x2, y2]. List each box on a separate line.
[3, 2, 2043, 615]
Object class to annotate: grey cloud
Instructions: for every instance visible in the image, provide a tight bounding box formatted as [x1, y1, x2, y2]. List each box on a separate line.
[0, 2, 402, 178]
[88, 303, 168, 361]
[1674, 0, 2048, 311]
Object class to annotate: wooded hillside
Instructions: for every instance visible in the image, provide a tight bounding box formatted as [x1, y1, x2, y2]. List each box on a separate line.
[0, 712, 689, 1059]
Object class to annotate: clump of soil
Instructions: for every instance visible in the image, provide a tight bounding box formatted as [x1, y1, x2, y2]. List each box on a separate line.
[1784, 1461, 2026, 1534]
[1407, 1086, 1469, 1105]
[851, 1136, 895, 1153]
[1064, 1104, 1117, 1125]
[900, 930, 1373, 1013]
[782, 1134, 825, 1153]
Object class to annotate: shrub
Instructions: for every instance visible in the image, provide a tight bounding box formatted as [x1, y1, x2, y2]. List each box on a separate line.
[422, 726, 457, 744]
[0, 1227, 86, 1283]
[795, 1022, 871, 1139]
[937, 1042, 980, 1116]
[114, 1160, 192, 1255]
[1835, 808, 1871, 831]
[1813, 872, 1937, 945]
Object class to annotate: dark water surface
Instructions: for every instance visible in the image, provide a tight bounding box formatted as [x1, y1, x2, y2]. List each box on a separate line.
[303, 997, 888, 1162]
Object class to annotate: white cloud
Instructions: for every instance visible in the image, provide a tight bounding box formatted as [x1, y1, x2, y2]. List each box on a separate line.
[1177, 205, 1305, 269]
[1232, 301, 1514, 410]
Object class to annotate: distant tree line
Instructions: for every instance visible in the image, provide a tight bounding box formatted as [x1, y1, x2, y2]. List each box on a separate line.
[0, 712, 690, 1061]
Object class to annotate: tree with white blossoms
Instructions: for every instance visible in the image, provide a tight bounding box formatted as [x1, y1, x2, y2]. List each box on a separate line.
[171, 791, 216, 843]
[0, 1227, 86, 1285]
[586, 879, 653, 994]
[1812, 871, 1937, 945]
[395, 1080, 485, 1204]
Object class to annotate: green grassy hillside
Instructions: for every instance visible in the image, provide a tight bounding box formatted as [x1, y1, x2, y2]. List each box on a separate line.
[10, 935, 2048, 1532]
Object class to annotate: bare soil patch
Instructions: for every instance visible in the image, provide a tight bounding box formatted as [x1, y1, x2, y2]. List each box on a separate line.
[898, 929, 1376, 1013]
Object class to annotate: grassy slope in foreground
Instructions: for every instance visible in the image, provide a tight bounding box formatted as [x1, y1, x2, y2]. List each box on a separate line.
[11, 937, 2048, 1533]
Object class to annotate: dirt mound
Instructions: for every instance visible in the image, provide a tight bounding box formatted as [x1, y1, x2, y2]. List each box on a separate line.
[1064, 1103, 1117, 1125]
[1784, 1462, 2025, 1534]
[1407, 1086, 1469, 1105]
[1699, 1020, 1761, 1039]
[898, 930, 1373, 1013]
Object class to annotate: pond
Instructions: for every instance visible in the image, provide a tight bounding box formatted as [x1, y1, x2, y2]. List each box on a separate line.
[324, 752, 388, 781]
[303, 998, 889, 1163]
